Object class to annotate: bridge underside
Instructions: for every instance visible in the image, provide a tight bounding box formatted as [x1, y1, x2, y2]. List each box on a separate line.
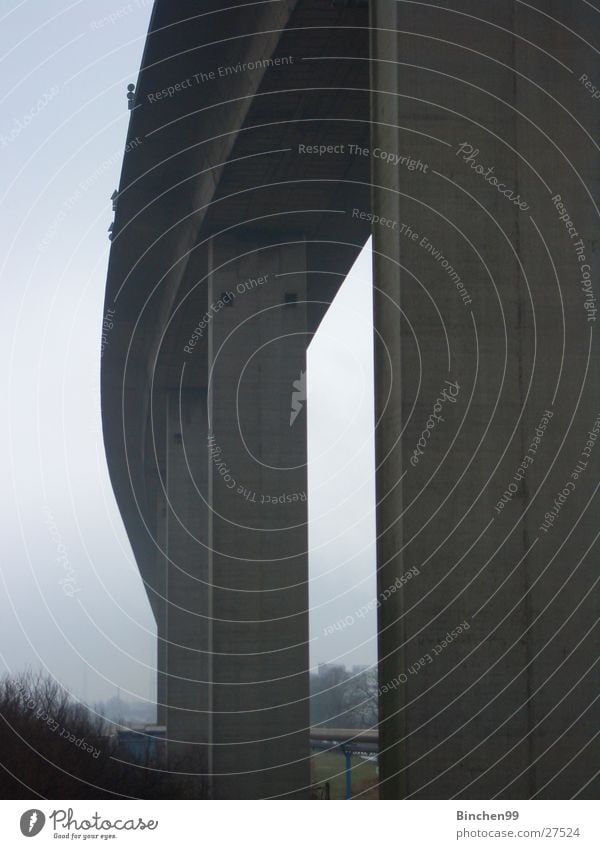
[103, 0, 599, 799]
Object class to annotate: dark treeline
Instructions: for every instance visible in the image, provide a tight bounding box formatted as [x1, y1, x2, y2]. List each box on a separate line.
[0, 673, 207, 799]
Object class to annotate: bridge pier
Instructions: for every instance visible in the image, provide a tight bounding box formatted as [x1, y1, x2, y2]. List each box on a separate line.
[102, 0, 598, 800]
[205, 234, 310, 798]
[371, 0, 599, 798]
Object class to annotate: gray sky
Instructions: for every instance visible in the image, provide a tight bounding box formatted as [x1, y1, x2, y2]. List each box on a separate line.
[0, 0, 376, 707]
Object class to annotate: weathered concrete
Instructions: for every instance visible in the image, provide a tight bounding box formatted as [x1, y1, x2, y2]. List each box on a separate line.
[103, 0, 598, 800]
[372, 0, 599, 799]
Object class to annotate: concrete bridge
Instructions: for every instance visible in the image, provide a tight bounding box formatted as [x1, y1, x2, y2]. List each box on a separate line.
[102, 1, 599, 799]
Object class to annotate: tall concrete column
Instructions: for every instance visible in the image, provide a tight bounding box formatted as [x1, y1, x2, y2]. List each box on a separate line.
[206, 233, 310, 799]
[372, 0, 599, 798]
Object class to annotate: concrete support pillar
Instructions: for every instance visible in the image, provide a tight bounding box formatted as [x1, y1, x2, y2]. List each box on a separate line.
[162, 389, 211, 774]
[205, 233, 310, 798]
[372, 0, 599, 798]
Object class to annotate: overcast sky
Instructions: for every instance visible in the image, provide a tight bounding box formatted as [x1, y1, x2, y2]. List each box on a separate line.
[0, 0, 376, 708]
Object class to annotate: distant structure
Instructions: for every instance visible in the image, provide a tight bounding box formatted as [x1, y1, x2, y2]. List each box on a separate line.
[103, 1, 598, 799]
